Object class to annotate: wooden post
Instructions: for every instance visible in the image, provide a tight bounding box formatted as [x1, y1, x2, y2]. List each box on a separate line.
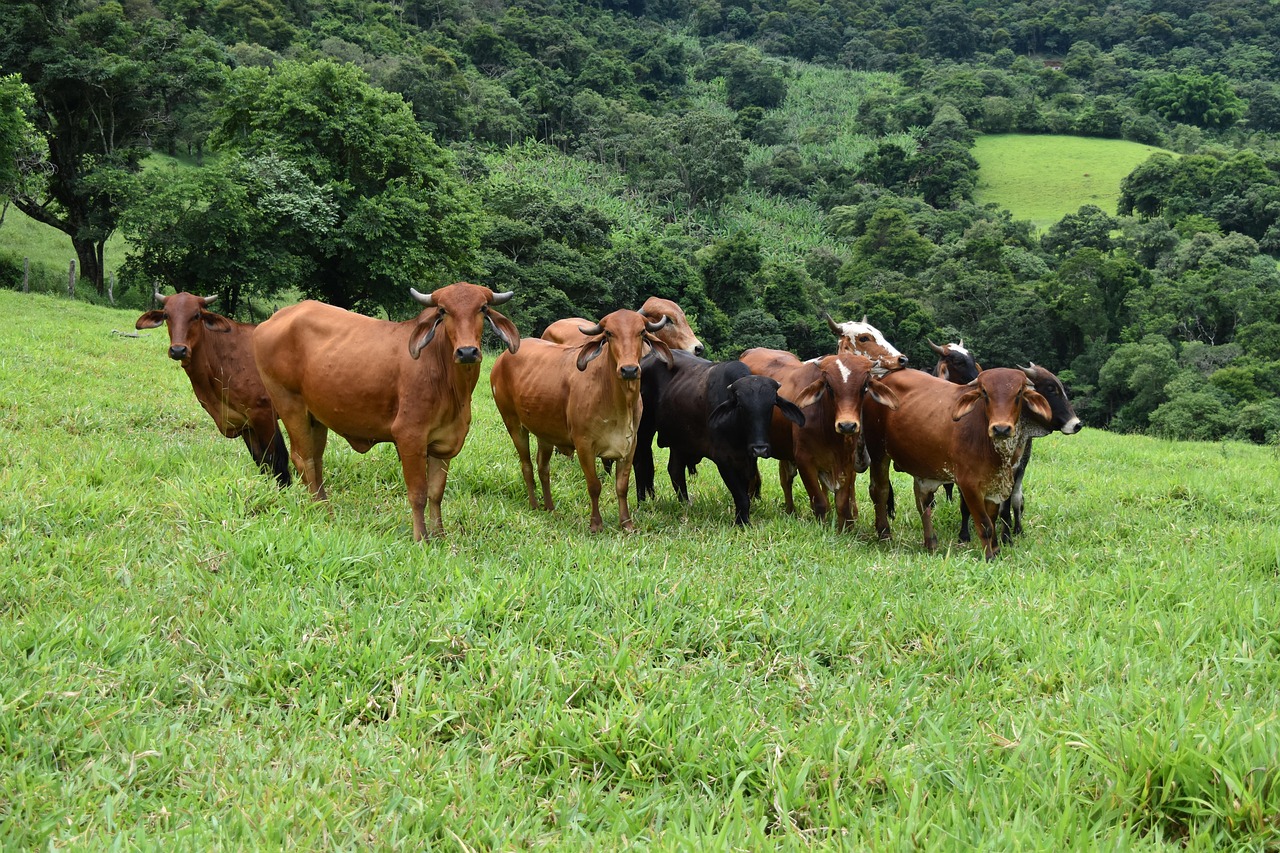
[108, 271, 115, 304]
[23, 257, 29, 293]
[67, 260, 75, 298]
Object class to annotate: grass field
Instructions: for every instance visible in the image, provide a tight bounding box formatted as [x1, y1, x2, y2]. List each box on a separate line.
[3, 290, 1279, 848]
[972, 135, 1171, 230]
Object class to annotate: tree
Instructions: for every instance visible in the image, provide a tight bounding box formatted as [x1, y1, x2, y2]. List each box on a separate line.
[697, 230, 761, 316]
[0, 74, 41, 208]
[1135, 72, 1244, 129]
[699, 43, 788, 111]
[0, 1, 224, 294]
[212, 60, 480, 313]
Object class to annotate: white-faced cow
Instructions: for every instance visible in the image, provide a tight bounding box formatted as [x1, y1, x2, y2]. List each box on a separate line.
[740, 348, 900, 532]
[633, 350, 806, 525]
[491, 310, 673, 532]
[863, 368, 1053, 559]
[542, 297, 704, 355]
[825, 314, 910, 371]
[252, 283, 520, 540]
[135, 289, 290, 486]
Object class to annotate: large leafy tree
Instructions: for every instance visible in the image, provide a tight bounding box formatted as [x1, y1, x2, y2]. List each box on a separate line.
[0, 74, 41, 209]
[212, 60, 480, 313]
[0, 0, 223, 294]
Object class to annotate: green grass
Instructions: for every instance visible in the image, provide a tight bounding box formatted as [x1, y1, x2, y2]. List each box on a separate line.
[972, 134, 1172, 230]
[3, 290, 1280, 848]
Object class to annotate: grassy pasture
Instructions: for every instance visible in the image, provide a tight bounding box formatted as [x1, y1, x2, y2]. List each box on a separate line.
[2, 290, 1280, 848]
[972, 135, 1170, 230]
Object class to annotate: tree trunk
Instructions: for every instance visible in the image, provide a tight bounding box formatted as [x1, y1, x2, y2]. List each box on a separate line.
[70, 236, 106, 296]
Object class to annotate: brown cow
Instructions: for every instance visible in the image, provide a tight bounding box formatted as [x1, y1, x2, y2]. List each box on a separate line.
[252, 283, 520, 540]
[135, 289, 291, 486]
[862, 368, 1052, 559]
[740, 348, 900, 531]
[825, 314, 910, 370]
[492, 310, 673, 532]
[542, 297, 703, 355]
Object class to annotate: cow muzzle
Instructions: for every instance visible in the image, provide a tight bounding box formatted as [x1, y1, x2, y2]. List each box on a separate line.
[618, 364, 640, 380]
[454, 346, 481, 364]
[693, 344, 705, 357]
[168, 345, 189, 361]
[989, 423, 1014, 438]
[750, 443, 771, 458]
[836, 420, 860, 435]
[1061, 418, 1083, 435]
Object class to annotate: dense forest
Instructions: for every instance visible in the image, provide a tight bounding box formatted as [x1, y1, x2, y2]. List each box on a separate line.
[3, 0, 1280, 443]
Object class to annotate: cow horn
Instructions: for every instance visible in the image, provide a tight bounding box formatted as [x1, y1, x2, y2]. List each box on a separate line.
[200, 294, 217, 306]
[1020, 364, 1037, 380]
[645, 315, 670, 333]
[152, 286, 167, 306]
[578, 322, 604, 336]
[928, 339, 947, 356]
[490, 290, 514, 305]
[861, 315, 869, 325]
[409, 287, 436, 307]
[824, 313, 841, 335]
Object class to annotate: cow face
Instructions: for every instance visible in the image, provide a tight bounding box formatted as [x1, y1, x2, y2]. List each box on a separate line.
[640, 297, 704, 357]
[576, 309, 673, 379]
[1022, 364, 1082, 434]
[826, 314, 908, 371]
[708, 375, 805, 458]
[408, 283, 520, 363]
[952, 369, 1053, 441]
[930, 340, 982, 385]
[793, 354, 901, 437]
[135, 290, 233, 366]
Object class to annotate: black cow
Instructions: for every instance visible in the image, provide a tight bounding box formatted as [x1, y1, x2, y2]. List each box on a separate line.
[634, 350, 806, 525]
[959, 363, 1082, 543]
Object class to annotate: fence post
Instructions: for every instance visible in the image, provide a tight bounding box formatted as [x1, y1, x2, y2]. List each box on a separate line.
[108, 271, 115, 305]
[67, 260, 75, 298]
[23, 257, 29, 293]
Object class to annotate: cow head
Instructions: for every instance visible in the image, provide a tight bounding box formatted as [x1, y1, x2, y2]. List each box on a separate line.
[1021, 363, 1082, 434]
[708, 375, 805, 458]
[826, 314, 909, 371]
[792, 353, 901, 436]
[575, 310, 673, 379]
[135, 289, 234, 365]
[929, 339, 982, 385]
[640, 296, 704, 357]
[408, 283, 520, 363]
[952, 368, 1053, 440]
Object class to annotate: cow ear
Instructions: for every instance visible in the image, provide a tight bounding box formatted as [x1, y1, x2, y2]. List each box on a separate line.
[775, 396, 806, 426]
[867, 377, 901, 411]
[576, 336, 607, 371]
[408, 309, 444, 359]
[792, 376, 827, 409]
[201, 312, 234, 333]
[645, 334, 674, 367]
[951, 387, 984, 421]
[1023, 388, 1053, 424]
[485, 308, 521, 353]
[707, 399, 738, 431]
[135, 310, 165, 330]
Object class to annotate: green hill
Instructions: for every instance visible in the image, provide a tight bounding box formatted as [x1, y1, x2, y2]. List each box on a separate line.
[972, 134, 1171, 229]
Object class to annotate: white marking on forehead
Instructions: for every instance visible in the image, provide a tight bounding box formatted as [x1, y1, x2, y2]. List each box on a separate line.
[949, 341, 970, 356]
[837, 321, 903, 358]
[835, 359, 852, 384]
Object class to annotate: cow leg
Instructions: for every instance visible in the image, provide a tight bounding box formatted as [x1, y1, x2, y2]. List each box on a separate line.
[913, 479, 939, 553]
[613, 453, 637, 533]
[958, 495, 972, 542]
[796, 463, 830, 523]
[778, 460, 798, 514]
[634, 433, 655, 502]
[715, 460, 752, 526]
[535, 440, 555, 511]
[575, 443, 606, 533]
[1008, 443, 1032, 538]
[288, 416, 329, 502]
[833, 473, 856, 533]
[869, 456, 893, 541]
[423, 455, 449, 539]
[246, 415, 292, 488]
[668, 449, 690, 503]
[959, 484, 1000, 559]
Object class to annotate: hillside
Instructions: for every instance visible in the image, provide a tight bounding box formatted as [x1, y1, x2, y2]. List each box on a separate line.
[3, 290, 1280, 847]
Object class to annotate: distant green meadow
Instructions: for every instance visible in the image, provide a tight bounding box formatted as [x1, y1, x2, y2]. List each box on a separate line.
[972, 134, 1170, 230]
[2, 290, 1279, 848]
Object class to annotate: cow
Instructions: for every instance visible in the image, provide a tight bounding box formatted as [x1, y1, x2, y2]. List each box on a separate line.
[863, 368, 1053, 560]
[740, 348, 900, 532]
[542, 296, 704, 355]
[930, 339, 982, 385]
[957, 363, 1082, 543]
[633, 350, 807, 525]
[135, 289, 291, 487]
[252, 283, 520, 541]
[825, 314, 910, 371]
[491, 310, 673, 532]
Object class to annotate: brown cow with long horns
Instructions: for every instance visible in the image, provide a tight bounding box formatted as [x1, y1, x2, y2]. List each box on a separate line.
[253, 283, 520, 540]
[136, 289, 291, 486]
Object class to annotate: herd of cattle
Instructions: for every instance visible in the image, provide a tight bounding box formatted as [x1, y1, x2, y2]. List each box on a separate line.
[136, 282, 1082, 559]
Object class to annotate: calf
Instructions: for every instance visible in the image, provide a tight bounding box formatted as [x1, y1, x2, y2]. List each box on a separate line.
[491, 310, 673, 532]
[740, 348, 900, 532]
[543, 297, 704, 355]
[863, 368, 1052, 559]
[136, 289, 290, 486]
[634, 350, 806, 525]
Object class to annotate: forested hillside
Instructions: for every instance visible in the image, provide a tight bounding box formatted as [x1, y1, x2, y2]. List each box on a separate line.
[3, 0, 1280, 442]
